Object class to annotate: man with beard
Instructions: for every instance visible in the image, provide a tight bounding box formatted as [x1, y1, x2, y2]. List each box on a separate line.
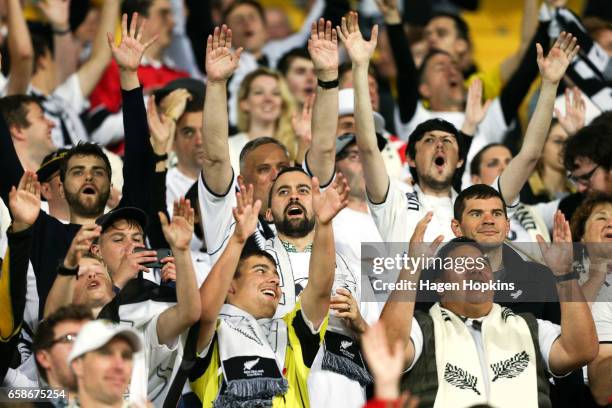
[0, 12, 162, 318]
[340, 11, 579, 243]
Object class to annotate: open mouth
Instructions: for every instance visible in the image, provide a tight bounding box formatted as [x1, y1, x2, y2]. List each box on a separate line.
[304, 86, 314, 95]
[286, 204, 305, 217]
[87, 279, 101, 289]
[261, 289, 276, 299]
[82, 186, 97, 195]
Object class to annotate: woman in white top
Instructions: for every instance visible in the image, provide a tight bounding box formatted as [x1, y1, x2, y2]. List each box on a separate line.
[229, 68, 298, 171]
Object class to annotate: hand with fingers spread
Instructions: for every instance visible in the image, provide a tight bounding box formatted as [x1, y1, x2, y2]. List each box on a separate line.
[554, 87, 585, 135]
[308, 18, 339, 81]
[374, 0, 402, 25]
[38, 0, 71, 32]
[292, 93, 314, 148]
[160, 198, 195, 251]
[462, 79, 493, 136]
[147, 95, 175, 155]
[537, 31, 580, 84]
[232, 182, 262, 244]
[9, 171, 42, 232]
[206, 25, 243, 83]
[537, 210, 573, 276]
[408, 212, 444, 270]
[312, 174, 350, 225]
[64, 224, 102, 269]
[108, 13, 158, 72]
[330, 287, 368, 334]
[336, 11, 379, 68]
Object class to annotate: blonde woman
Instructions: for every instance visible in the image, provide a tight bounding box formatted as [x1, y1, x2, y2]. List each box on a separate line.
[229, 68, 298, 171]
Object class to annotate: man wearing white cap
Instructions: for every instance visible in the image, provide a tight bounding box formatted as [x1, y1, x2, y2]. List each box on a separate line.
[68, 320, 142, 408]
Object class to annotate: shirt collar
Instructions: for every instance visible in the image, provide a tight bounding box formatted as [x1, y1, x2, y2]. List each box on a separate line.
[281, 240, 312, 253]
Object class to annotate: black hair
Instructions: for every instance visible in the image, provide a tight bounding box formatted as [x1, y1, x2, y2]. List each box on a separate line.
[453, 184, 507, 221]
[277, 47, 311, 77]
[235, 248, 277, 278]
[267, 166, 310, 207]
[33, 305, 94, 382]
[563, 123, 612, 172]
[427, 12, 471, 43]
[405, 118, 466, 184]
[59, 142, 113, 183]
[469, 143, 507, 176]
[222, 0, 266, 25]
[238, 136, 290, 171]
[121, 0, 154, 21]
[0, 95, 44, 128]
[31, 32, 54, 75]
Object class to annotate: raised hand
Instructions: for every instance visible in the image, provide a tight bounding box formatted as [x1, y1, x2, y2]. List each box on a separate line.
[336, 11, 379, 67]
[292, 93, 314, 148]
[64, 224, 102, 269]
[160, 88, 192, 121]
[374, 0, 401, 25]
[462, 79, 493, 136]
[232, 182, 262, 244]
[408, 212, 444, 265]
[147, 95, 175, 155]
[206, 25, 243, 83]
[308, 18, 338, 81]
[312, 174, 350, 225]
[38, 0, 70, 31]
[536, 210, 573, 276]
[537, 32, 580, 84]
[330, 287, 368, 334]
[107, 13, 158, 72]
[160, 198, 195, 251]
[361, 321, 407, 399]
[554, 87, 585, 135]
[9, 171, 41, 232]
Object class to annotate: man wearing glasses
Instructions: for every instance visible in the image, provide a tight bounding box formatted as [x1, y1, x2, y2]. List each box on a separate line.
[32, 305, 94, 404]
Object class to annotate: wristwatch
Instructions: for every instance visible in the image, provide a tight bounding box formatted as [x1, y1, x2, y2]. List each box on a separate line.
[554, 270, 579, 283]
[57, 264, 79, 276]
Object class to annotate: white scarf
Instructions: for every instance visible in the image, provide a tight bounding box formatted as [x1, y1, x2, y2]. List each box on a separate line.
[431, 303, 538, 408]
[215, 304, 289, 407]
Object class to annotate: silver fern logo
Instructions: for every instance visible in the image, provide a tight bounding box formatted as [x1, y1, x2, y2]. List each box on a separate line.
[341, 340, 353, 349]
[444, 363, 481, 395]
[244, 358, 260, 370]
[491, 351, 530, 382]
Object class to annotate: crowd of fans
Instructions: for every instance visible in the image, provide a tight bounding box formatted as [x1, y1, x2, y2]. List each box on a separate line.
[0, 0, 610, 407]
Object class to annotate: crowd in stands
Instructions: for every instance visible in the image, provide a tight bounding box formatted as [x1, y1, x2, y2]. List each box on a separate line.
[0, 0, 610, 407]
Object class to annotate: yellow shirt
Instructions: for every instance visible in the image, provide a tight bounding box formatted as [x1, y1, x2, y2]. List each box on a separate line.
[190, 302, 327, 408]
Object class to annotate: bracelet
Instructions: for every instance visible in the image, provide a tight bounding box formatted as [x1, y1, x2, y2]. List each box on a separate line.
[52, 26, 71, 35]
[554, 270, 579, 283]
[317, 78, 339, 89]
[154, 153, 168, 162]
[57, 264, 79, 276]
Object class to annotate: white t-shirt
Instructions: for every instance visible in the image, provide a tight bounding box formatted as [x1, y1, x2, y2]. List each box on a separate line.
[592, 301, 612, 343]
[393, 99, 510, 190]
[165, 167, 197, 217]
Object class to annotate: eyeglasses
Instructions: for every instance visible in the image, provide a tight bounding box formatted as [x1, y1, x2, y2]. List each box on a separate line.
[568, 165, 599, 186]
[47, 333, 78, 348]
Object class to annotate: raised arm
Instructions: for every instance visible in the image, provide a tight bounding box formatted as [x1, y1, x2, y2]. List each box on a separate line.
[337, 12, 389, 204]
[380, 213, 443, 368]
[156, 198, 201, 346]
[109, 13, 159, 209]
[499, 33, 579, 205]
[305, 18, 339, 185]
[77, 0, 120, 97]
[537, 211, 599, 375]
[37, 0, 78, 85]
[201, 25, 242, 195]
[301, 175, 349, 329]
[5, 0, 33, 96]
[197, 184, 261, 352]
[374, 0, 420, 126]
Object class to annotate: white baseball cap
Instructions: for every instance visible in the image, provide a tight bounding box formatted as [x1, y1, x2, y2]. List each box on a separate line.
[338, 88, 386, 135]
[67, 320, 142, 364]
